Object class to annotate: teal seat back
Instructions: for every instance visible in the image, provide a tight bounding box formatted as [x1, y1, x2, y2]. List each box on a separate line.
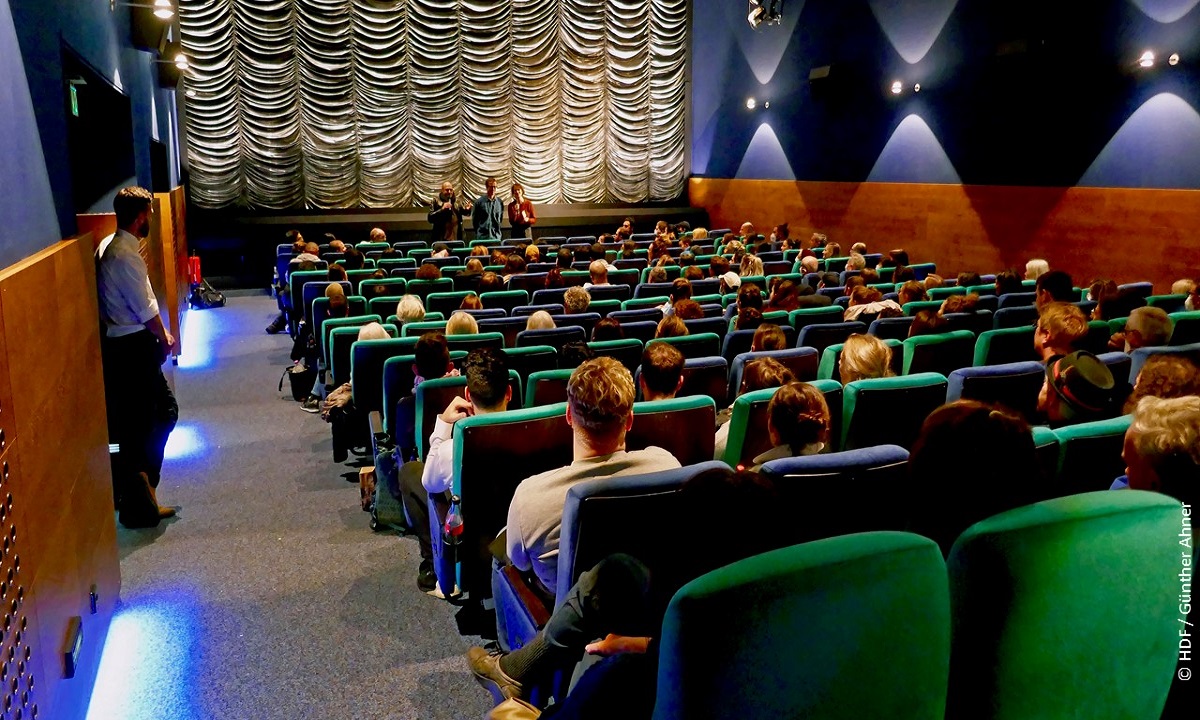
[331, 326, 403, 387]
[902, 330, 975, 376]
[401, 320, 449, 337]
[648, 332, 721, 360]
[479, 290, 530, 314]
[501, 345, 559, 384]
[947, 491, 1184, 720]
[349, 336, 417, 411]
[723, 381, 843, 466]
[843, 373, 947, 450]
[425, 291, 477, 315]
[588, 298, 622, 317]
[787, 305, 844, 332]
[359, 277, 407, 300]
[525, 369, 574, 408]
[368, 295, 404, 318]
[288, 269, 328, 315]
[623, 296, 668, 311]
[1169, 310, 1200, 345]
[446, 332, 506, 352]
[973, 326, 1037, 366]
[629, 396, 716, 466]
[902, 300, 944, 316]
[1053, 414, 1133, 495]
[928, 286, 966, 300]
[1145, 293, 1187, 313]
[404, 277, 453, 302]
[588, 338, 643, 374]
[319, 313, 380, 367]
[654, 533, 950, 720]
[451, 404, 574, 594]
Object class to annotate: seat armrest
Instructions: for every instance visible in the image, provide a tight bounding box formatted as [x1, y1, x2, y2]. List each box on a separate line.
[369, 411, 390, 458]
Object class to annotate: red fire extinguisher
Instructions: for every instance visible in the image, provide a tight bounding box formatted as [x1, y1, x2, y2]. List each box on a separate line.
[188, 251, 202, 286]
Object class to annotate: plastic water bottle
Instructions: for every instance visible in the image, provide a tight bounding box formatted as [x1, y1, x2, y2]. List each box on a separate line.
[442, 495, 464, 561]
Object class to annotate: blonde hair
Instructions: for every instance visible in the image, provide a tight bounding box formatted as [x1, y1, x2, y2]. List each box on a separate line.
[357, 322, 390, 341]
[324, 282, 345, 298]
[396, 294, 426, 323]
[526, 311, 556, 331]
[845, 252, 866, 271]
[564, 286, 592, 314]
[1130, 395, 1200, 466]
[1025, 258, 1050, 280]
[840, 334, 895, 384]
[740, 255, 764, 277]
[692, 227, 708, 240]
[525, 245, 540, 262]
[567, 357, 636, 441]
[1037, 302, 1087, 347]
[1171, 278, 1195, 295]
[446, 311, 479, 336]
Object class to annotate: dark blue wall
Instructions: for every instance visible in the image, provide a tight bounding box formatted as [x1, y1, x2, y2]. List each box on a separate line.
[0, 0, 180, 269]
[692, 0, 1200, 188]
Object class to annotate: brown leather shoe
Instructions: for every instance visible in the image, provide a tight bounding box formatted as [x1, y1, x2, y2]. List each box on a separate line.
[148, 484, 177, 519]
[466, 646, 524, 703]
[118, 473, 162, 529]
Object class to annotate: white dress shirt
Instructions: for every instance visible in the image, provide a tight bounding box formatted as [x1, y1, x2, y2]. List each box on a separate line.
[421, 418, 456, 494]
[96, 230, 159, 337]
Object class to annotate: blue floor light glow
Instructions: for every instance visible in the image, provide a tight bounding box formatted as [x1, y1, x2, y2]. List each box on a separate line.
[176, 307, 216, 370]
[85, 597, 200, 720]
[163, 423, 206, 462]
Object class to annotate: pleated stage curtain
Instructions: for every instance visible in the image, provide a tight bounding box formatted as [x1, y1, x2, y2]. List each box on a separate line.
[176, 0, 689, 210]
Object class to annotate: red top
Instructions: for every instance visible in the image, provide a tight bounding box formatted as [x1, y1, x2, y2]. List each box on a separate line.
[508, 199, 536, 226]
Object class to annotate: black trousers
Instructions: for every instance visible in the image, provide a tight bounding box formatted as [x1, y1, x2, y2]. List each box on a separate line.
[540, 555, 658, 719]
[101, 330, 178, 496]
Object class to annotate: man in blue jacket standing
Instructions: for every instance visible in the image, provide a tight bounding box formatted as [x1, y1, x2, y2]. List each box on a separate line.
[472, 177, 503, 241]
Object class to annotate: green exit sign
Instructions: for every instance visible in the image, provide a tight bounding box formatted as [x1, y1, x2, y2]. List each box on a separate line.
[70, 85, 79, 117]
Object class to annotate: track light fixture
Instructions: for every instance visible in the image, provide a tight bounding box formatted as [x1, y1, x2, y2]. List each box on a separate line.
[112, 1, 175, 19]
[748, 0, 784, 30]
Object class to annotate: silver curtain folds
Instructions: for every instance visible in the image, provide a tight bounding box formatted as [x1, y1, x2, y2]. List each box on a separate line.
[177, 1, 689, 210]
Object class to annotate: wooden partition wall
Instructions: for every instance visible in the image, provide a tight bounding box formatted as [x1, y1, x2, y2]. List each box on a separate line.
[690, 179, 1200, 294]
[0, 236, 121, 720]
[76, 187, 190, 358]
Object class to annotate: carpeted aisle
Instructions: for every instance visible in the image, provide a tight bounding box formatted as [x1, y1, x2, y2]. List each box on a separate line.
[86, 293, 492, 720]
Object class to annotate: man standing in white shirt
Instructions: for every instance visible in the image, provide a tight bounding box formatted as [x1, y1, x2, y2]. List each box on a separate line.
[96, 186, 178, 528]
[400, 348, 513, 591]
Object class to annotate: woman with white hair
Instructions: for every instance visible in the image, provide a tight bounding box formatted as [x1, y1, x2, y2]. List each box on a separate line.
[1024, 258, 1050, 280]
[1117, 395, 1200, 506]
[396, 294, 426, 324]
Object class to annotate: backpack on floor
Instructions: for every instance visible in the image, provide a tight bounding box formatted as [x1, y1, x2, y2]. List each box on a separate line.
[370, 447, 413, 531]
[189, 279, 226, 309]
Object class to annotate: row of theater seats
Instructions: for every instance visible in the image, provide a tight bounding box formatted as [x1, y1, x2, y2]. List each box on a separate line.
[487, 460, 1181, 719]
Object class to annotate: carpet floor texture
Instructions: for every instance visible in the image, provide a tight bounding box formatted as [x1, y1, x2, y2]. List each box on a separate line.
[86, 293, 493, 720]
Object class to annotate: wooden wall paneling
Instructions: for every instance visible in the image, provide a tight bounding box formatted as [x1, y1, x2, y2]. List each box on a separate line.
[0, 289, 11, 463]
[0, 237, 120, 720]
[165, 188, 190, 349]
[689, 179, 1200, 294]
[75, 214, 117, 251]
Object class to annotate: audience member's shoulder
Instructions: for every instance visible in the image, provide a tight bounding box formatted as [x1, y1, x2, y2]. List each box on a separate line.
[630, 445, 683, 467]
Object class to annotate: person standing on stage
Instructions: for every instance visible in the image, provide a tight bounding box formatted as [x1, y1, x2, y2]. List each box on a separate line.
[96, 186, 179, 528]
[472, 177, 504, 241]
[429, 181, 471, 243]
[507, 183, 536, 240]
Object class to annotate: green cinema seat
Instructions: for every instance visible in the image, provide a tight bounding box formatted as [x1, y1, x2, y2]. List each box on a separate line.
[947, 490, 1184, 720]
[653, 532, 950, 720]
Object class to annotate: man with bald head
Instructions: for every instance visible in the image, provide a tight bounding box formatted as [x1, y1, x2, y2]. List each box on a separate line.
[429, 181, 471, 243]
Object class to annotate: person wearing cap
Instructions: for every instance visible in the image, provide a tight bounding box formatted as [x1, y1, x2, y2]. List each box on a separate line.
[719, 271, 741, 295]
[1037, 351, 1123, 428]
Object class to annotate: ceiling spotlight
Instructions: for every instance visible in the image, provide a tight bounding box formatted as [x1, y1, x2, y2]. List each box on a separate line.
[746, 97, 757, 110]
[112, 0, 175, 19]
[1139, 50, 1155, 68]
[185, 89, 196, 98]
[914, 83, 921, 93]
[174, 52, 189, 70]
[763, 100, 770, 109]
[1169, 53, 1180, 66]
[891, 81, 903, 95]
[747, 1, 783, 30]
